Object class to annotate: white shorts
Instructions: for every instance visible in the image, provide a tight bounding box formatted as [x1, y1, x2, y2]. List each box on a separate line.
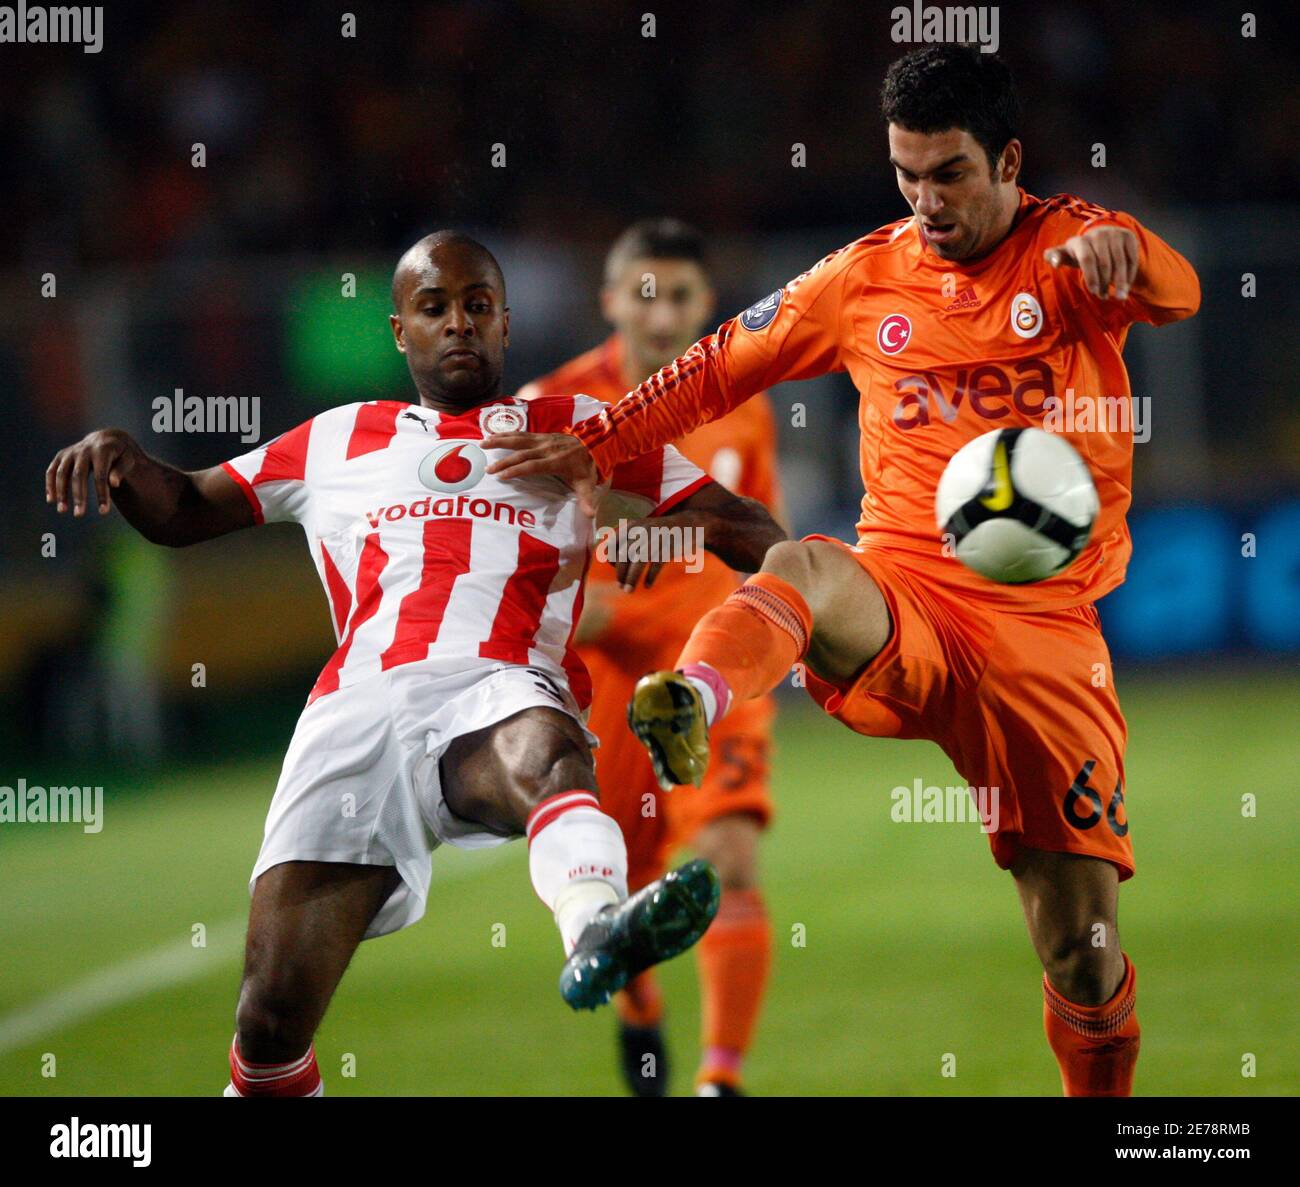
[251, 658, 598, 940]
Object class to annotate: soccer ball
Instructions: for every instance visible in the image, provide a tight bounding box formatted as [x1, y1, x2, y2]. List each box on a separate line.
[935, 427, 1099, 584]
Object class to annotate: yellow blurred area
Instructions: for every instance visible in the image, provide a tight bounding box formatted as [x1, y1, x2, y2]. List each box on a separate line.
[7, 530, 334, 693]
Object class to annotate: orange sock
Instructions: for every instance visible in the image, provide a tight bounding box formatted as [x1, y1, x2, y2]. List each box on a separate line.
[678, 573, 812, 718]
[615, 969, 664, 1029]
[1043, 953, 1141, 1096]
[695, 888, 773, 1089]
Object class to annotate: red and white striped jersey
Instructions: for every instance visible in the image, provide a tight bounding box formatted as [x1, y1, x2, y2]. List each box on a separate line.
[220, 395, 711, 708]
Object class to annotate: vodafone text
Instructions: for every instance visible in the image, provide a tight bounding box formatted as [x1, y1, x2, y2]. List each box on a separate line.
[366, 495, 536, 529]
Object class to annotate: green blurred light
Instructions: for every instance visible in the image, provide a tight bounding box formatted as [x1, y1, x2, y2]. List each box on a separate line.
[284, 270, 410, 401]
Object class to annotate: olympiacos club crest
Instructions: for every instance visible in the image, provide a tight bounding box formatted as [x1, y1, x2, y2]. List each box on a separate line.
[479, 404, 527, 435]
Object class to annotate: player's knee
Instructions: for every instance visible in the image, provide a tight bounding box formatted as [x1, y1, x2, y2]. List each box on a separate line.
[509, 731, 595, 811]
[1040, 930, 1122, 1006]
[691, 815, 761, 890]
[235, 977, 317, 1062]
[472, 715, 596, 828]
[759, 540, 819, 599]
[759, 539, 849, 625]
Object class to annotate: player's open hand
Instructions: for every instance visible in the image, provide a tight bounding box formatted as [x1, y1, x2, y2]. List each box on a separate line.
[45, 428, 142, 517]
[483, 431, 601, 518]
[1044, 226, 1138, 300]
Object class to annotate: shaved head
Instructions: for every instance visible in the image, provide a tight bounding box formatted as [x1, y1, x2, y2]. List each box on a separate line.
[391, 230, 505, 311]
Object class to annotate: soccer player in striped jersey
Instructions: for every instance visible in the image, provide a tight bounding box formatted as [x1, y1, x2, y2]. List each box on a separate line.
[44, 230, 785, 1097]
[484, 49, 1202, 1096]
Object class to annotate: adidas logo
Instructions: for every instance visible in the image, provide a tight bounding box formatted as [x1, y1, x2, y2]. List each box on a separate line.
[944, 287, 981, 311]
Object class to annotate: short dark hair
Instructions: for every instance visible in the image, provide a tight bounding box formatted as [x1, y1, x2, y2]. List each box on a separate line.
[880, 45, 1020, 174]
[604, 217, 706, 283]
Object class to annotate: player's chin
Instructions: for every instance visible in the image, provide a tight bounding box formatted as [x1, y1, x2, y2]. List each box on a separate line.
[439, 365, 498, 398]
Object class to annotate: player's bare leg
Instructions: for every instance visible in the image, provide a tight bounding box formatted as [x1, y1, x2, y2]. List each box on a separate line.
[439, 705, 720, 1010]
[228, 860, 402, 1096]
[630, 539, 890, 788]
[1011, 848, 1140, 1096]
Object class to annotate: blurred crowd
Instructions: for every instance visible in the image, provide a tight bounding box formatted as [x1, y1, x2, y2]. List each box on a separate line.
[1, 1, 1294, 272]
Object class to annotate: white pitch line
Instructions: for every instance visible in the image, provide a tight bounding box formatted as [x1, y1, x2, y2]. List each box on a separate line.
[0, 845, 522, 1057]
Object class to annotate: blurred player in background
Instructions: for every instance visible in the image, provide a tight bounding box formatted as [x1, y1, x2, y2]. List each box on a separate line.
[488, 49, 1202, 1097]
[518, 220, 784, 1097]
[46, 231, 786, 1097]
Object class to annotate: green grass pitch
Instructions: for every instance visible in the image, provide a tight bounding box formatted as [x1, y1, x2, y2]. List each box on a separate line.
[1, 670, 1295, 1095]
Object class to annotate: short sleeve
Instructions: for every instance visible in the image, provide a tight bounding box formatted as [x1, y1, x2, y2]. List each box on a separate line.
[624, 444, 712, 514]
[220, 417, 314, 525]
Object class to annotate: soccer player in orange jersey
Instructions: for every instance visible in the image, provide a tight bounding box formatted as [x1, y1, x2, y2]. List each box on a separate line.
[518, 220, 784, 1096]
[487, 47, 1202, 1096]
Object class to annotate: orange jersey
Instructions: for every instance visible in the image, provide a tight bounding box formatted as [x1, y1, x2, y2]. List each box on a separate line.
[519, 334, 782, 672]
[571, 190, 1201, 612]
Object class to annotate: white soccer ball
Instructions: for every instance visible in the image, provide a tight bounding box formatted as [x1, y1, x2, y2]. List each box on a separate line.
[934, 428, 1099, 584]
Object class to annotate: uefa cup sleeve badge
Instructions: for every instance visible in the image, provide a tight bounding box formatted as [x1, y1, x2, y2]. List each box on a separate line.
[480, 404, 528, 436]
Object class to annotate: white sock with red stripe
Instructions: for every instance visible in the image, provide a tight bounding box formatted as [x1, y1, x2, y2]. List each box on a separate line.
[527, 790, 627, 953]
[226, 1036, 324, 1097]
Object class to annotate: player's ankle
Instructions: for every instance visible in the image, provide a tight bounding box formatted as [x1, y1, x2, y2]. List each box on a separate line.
[681, 662, 730, 726]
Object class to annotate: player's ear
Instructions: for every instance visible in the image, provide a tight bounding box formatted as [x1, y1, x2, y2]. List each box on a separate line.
[599, 284, 616, 326]
[999, 139, 1022, 184]
[389, 313, 406, 354]
[502, 306, 510, 348]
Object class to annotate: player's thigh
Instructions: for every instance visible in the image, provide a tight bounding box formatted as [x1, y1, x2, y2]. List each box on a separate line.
[979, 610, 1130, 869]
[761, 538, 892, 684]
[243, 860, 401, 999]
[440, 705, 597, 834]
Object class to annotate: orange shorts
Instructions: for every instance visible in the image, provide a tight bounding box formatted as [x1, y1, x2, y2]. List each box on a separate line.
[801, 536, 1133, 881]
[581, 646, 775, 892]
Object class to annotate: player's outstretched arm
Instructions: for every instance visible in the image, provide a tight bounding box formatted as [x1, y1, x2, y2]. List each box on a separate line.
[45, 428, 255, 546]
[612, 480, 787, 591]
[1044, 220, 1200, 323]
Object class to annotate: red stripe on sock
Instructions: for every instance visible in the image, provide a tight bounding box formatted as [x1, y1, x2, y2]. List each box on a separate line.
[526, 791, 600, 842]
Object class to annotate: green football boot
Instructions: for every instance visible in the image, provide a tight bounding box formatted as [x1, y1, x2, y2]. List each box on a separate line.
[560, 859, 721, 1011]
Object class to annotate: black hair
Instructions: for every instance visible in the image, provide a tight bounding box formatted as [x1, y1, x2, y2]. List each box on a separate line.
[880, 45, 1020, 174]
[604, 217, 706, 283]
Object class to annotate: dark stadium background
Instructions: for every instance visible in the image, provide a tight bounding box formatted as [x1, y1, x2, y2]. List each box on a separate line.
[0, 2, 1296, 1098]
